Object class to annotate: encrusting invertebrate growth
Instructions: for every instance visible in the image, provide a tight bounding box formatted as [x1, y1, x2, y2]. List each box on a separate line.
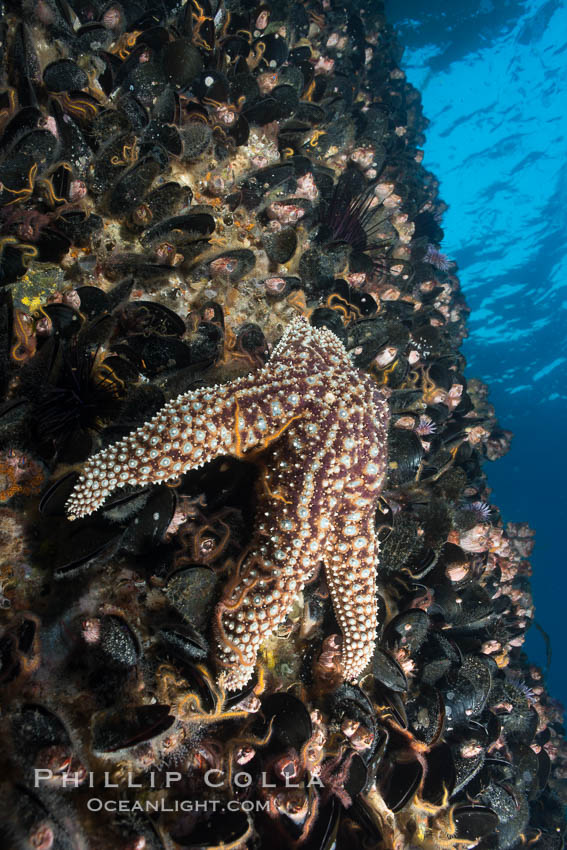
[66, 317, 389, 688]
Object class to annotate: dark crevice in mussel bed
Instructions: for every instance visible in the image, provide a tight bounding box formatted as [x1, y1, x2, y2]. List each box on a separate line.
[0, 0, 564, 848]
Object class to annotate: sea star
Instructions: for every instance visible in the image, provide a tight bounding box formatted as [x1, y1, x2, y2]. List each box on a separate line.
[66, 317, 390, 689]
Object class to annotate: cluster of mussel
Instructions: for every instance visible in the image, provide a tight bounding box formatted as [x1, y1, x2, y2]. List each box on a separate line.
[0, 0, 565, 847]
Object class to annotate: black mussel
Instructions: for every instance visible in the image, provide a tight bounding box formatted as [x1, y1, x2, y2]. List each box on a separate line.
[421, 743, 456, 803]
[384, 609, 429, 657]
[142, 118, 182, 156]
[263, 226, 297, 264]
[255, 32, 289, 68]
[76, 22, 113, 50]
[235, 323, 269, 365]
[387, 429, 424, 487]
[12, 129, 60, 171]
[242, 95, 283, 125]
[271, 83, 299, 115]
[170, 810, 252, 848]
[263, 275, 302, 298]
[55, 211, 102, 245]
[153, 86, 179, 124]
[114, 300, 185, 337]
[164, 567, 219, 631]
[50, 519, 123, 579]
[163, 38, 203, 90]
[222, 36, 251, 64]
[119, 486, 176, 554]
[122, 334, 194, 377]
[140, 211, 215, 247]
[406, 687, 445, 746]
[259, 693, 312, 751]
[8, 22, 41, 85]
[157, 621, 208, 664]
[228, 112, 250, 145]
[0, 105, 42, 155]
[207, 248, 255, 283]
[43, 59, 88, 92]
[180, 122, 212, 160]
[193, 69, 230, 103]
[84, 614, 141, 670]
[91, 704, 174, 754]
[107, 155, 162, 217]
[130, 181, 191, 230]
[41, 303, 82, 338]
[74, 286, 109, 319]
[88, 132, 136, 195]
[380, 757, 423, 812]
[453, 803, 499, 842]
[310, 307, 347, 341]
[373, 647, 408, 693]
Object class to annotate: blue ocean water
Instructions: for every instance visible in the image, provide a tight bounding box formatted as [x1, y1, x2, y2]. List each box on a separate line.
[385, 0, 567, 702]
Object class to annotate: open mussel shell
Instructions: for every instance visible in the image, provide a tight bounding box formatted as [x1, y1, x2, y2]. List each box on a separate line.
[91, 704, 174, 754]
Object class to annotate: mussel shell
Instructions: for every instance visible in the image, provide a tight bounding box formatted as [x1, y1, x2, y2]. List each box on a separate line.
[163, 39, 203, 89]
[13, 703, 71, 754]
[91, 705, 174, 753]
[55, 211, 103, 245]
[259, 693, 312, 751]
[115, 300, 186, 336]
[121, 334, 194, 377]
[157, 622, 208, 663]
[140, 212, 215, 247]
[384, 609, 429, 656]
[208, 248, 255, 283]
[453, 804, 499, 840]
[119, 486, 176, 554]
[51, 519, 123, 579]
[43, 58, 88, 92]
[169, 810, 252, 848]
[193, 69, 230, 102]
[96, 614, 141, 669]
[75, 286, 109, 319]
[381, 757, 423, 812]
[263, 226, 297, 264]
[373, 648, 407, 693]
[107, 156, 162, 217]
[421, 743, 456, 803]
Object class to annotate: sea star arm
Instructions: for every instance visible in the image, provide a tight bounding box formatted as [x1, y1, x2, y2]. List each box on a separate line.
[65, 375, 308, 520]
[324, 511, 379, 680]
